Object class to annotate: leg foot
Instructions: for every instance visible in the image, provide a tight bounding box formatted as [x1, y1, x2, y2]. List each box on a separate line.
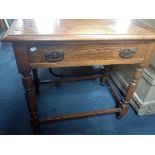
[116, 101, 128, 119]
[116, 113, 123, 119]
[30, 118, 40, 134]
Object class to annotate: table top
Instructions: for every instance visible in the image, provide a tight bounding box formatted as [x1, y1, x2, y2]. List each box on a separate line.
[2, 19, 155, 41]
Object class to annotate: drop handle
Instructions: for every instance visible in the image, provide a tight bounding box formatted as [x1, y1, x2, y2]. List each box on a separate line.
[44, 51, 64, 62]
[119, 48, 137, 58]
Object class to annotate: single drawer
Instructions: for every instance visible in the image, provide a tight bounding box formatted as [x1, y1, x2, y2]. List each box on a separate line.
[27, 43, 146, 68]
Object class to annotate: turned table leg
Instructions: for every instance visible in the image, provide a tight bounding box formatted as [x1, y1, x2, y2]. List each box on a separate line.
[22, 73, 40, 134]
[32, 69, 40, 95]
[116, 65, 144, 119]
[100, 65, 113, 85]
[13, 44, 40, 134]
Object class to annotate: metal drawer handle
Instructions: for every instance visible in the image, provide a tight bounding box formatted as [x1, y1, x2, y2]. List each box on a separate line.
[44, 51, 64, 62]
[119, 48, 137, 58]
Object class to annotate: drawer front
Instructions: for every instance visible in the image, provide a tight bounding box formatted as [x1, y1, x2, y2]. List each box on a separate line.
[27, 43, 146, 67]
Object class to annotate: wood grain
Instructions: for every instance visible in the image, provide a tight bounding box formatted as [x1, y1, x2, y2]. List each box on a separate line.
[2, 19, 155, 41]
[3, 19, 155, 134]
[28, 43, 146, 68]
[39, 108, 121, 124]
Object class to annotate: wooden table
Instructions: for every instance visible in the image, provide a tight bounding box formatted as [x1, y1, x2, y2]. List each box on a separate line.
[2, 19, 155, 134]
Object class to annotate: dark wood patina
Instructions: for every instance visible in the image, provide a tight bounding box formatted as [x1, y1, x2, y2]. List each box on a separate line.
[2, 19, 155, 134]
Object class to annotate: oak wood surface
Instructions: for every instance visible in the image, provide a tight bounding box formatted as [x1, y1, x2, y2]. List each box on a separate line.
[39, 108, 121, 124]
[2, 19, 155, 41]
[27, 43, 146, 68]
[2, 19, 155, 134]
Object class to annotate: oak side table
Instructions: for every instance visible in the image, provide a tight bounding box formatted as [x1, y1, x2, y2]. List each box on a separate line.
[2, 19, 155, 134]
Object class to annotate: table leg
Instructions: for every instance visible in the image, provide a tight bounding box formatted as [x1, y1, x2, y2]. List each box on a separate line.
[100, 65, 113, 85]
[116, 65, 144, 119]
[32, 69, 40, 95]
[22, 73, 40, 134]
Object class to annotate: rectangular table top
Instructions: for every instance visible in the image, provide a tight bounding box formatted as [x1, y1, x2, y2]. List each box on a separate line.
[2, 19, 155, 41]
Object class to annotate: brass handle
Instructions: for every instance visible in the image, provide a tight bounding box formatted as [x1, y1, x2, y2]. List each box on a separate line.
[44, 51, 64, 62]
[119, 48, 137, 58]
